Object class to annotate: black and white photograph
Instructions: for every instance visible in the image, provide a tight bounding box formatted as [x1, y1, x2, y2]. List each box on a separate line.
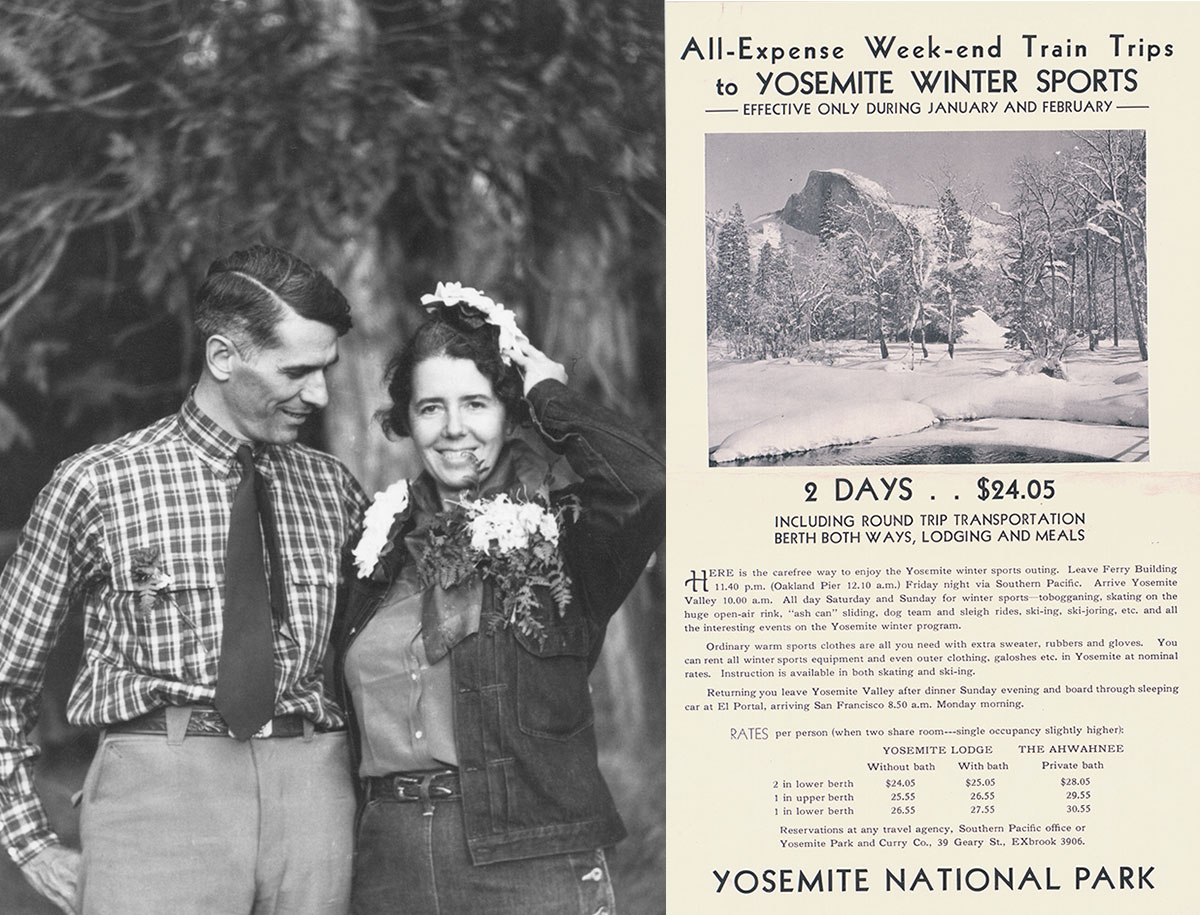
[705, 130, 1149, 467]
[0, 3, 665, 914]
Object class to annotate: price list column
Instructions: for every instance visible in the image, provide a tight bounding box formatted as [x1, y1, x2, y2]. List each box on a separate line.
[772, 734, 1128, 852]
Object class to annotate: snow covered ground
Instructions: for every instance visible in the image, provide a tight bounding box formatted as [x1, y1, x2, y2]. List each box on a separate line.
[708, 312, 1149, 464]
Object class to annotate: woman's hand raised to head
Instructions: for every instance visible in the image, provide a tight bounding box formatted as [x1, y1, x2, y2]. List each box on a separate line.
[510, 340, 568, 394]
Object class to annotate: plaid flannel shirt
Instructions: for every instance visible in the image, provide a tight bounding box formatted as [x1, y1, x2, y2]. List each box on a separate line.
[0, 395, 366, 865]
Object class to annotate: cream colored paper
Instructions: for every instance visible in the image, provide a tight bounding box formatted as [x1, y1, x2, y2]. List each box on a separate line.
[666, 3, 1197, 911]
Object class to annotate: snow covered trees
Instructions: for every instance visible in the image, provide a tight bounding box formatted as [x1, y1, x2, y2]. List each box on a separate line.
[933, 189, 981, 358]
[706, 208, 843, 359]
[708, 204, 752, 339]
[1069, 131, 1147, 360]
[706, 192, 969, 362]
[996, 131, 1146, 367]
[832, 200, 904, 359]
[706, 132, 1147, 370]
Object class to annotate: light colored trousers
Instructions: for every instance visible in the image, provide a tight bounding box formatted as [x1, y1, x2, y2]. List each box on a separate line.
[76, 721, 355, 915]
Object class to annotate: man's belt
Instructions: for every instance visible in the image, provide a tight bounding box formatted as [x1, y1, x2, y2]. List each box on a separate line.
[107, 706, 328, 739]
[364, 768, 461, 803]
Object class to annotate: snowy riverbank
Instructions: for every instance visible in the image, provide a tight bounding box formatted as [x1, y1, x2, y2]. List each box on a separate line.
[708, 316, 1149, 464]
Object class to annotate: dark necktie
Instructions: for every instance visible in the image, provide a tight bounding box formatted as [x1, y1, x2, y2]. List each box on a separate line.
[215, 445, 277, 739]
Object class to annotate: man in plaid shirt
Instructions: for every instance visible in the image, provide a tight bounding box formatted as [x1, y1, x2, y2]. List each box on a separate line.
[0, 245, 368, 914]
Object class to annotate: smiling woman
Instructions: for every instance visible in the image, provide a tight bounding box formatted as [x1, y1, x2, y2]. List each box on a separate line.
[335, 289, 665, 915]
[407, 356, 510, 499]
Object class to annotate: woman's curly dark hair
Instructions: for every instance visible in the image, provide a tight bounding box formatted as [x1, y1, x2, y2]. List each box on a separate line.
[379, 309, 527, 438]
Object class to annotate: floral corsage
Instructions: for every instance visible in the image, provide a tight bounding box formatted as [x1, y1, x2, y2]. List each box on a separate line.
[418, 490, 579, 642]
[420, 281, 528, 365]
[352, 475, 578, 642]
[352, 480, 412, 582]
[130, 546, 173, 613]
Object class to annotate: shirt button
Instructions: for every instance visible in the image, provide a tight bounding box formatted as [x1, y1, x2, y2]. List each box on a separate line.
[411, 672, 418, 681]
[414, 730, 423, 739]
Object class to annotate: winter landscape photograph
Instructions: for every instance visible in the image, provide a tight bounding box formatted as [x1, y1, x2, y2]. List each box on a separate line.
[705, 130, 1149, 467]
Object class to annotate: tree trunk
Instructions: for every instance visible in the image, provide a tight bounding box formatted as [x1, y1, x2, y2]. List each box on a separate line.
[323, 229, 415, 493]
[1085, 234, 1097, 350]
[1045, 242, 1057, 323]
[876, 298, 889, 359]
[947, 294, 956, 359]
[1068, 253, 1077, 332]
[1118, 231, 1149, 361]
[1111, 251, 1119, 347]
[905, 296, 915, 363]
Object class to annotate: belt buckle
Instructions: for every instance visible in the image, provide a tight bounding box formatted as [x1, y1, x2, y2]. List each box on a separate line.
[390, 775, 416, 800]
[417, 772, 437, 816]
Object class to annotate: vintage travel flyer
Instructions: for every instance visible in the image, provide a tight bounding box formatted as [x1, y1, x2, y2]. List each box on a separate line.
[665, 2, 1197, 912]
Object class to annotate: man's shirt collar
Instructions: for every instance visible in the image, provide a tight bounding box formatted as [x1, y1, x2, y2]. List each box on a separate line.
[179, 392, 277, 478]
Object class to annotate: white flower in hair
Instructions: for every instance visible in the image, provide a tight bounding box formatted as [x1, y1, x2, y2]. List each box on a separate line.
[420, 281, 529, 364]
[352, 480, 411, 578]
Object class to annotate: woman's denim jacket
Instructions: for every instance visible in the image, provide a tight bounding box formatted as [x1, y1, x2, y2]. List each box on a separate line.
[334, 379, 665, 865]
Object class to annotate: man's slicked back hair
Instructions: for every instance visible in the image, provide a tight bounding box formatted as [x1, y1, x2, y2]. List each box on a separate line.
[194, 244, 352, 350]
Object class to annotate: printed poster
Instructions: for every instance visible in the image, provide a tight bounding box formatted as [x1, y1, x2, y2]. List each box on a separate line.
[665, 3, 1198, 912]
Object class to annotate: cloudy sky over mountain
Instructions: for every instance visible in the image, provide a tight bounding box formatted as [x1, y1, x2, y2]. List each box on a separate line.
[706, 130, 1082, 220]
